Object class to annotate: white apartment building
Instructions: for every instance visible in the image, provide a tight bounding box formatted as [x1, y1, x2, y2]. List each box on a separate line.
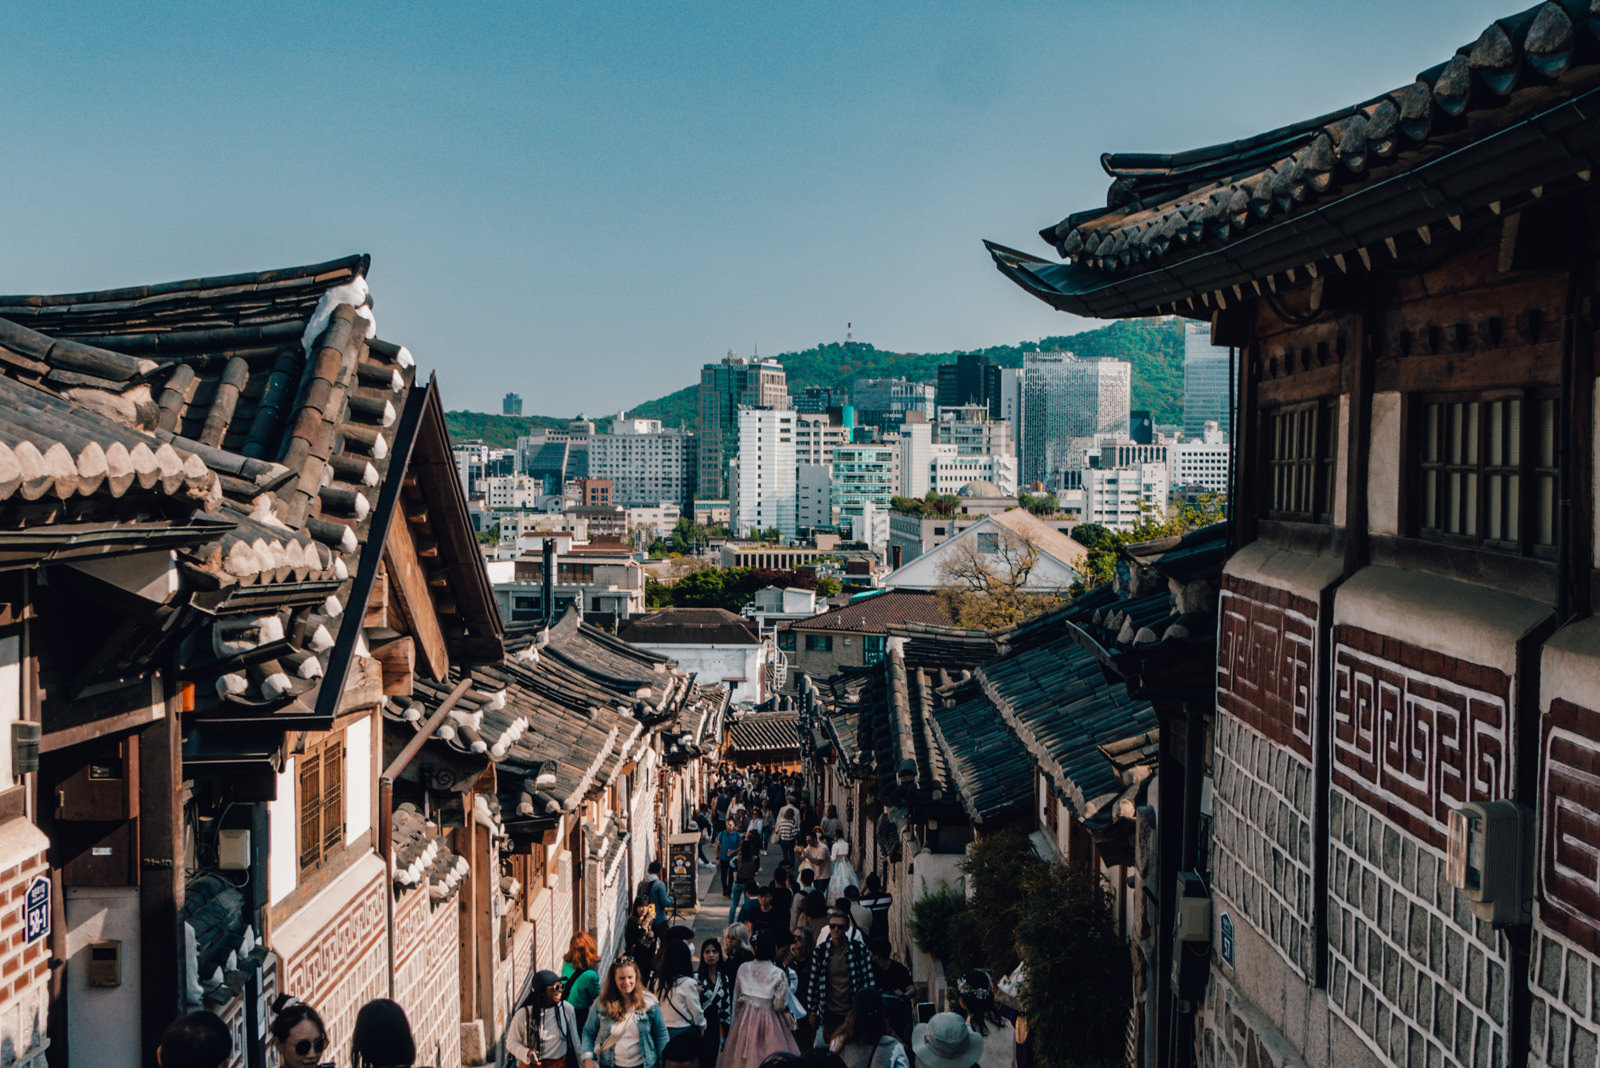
[1169, 419, 1230, 494]
[483, 474, 545, 510]
[587, 413, 693, 507]
[928, 449, 1018, 495]
[934, 405, 1014, 457]
[795, 412, 852, 466]
[797, 463, 834, 532]
[626, 503, 682, 540]
[999, 367, 1024, 442]
[1081, 462, 1170, 530]
[898, 421, 933, 498]
[729, 407, 797, 537]
[833, 443, 900, 518]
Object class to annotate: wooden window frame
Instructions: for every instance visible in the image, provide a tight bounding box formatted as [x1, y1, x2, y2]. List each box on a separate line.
[296, 733, 346, 879]
[1261, 399, 1337, 524]
[1410, 388, 1559, 560]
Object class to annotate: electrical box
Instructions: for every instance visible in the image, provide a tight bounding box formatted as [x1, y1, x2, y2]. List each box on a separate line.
[1175, 871, 1212, 943]
[11, 723, 39, 777]
[1446, 800, 1532, 925]
[218, 828, 251, 871]
[88, 940, 121, 987]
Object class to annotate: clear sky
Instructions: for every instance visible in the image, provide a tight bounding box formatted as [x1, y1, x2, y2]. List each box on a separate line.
[5, 0, 1514, 416]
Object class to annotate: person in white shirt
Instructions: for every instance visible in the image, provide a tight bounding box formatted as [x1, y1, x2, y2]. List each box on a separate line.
[506, 971, 582, 1068]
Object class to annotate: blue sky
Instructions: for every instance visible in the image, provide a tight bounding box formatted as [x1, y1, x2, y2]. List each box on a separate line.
[4, 1, 1514, 416]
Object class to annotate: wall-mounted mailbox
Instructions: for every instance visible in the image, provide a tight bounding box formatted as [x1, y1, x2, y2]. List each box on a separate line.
[1446, 800, 1532, 926]
[88, 940, 121, 987]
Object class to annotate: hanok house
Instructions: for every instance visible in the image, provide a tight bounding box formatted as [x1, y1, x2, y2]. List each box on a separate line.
[0, 323, 226, 1068]
[989, 4, 1600, 1066]
[618, 608, 768, 705]
[721, 711, 801, 771]
[777, 589, 951, 689]
[385, 606, 719, 1063]
[0, 255, 504, 1068]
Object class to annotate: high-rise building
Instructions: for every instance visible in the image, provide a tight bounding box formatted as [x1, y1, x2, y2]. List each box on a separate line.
[1170, 420, 1230, 494]
[796, 463, 834, 532]
[1080, 462, 1170, 530]
[793, 385, 850, 414]
[795, 410, 854, 467]
[933, 405, 1013, 457]
[1184, 321, 1232, 438]
[1020, 352, 1131, 486]
[587, 412, 695, 507]
[697, 354, 788, 499]
[999, 368, 1024, 437]
[565, 418, 594, 480]
[503, 391, 523, 416]
[850, 378, 934, 431]
[832, 443, 900, 519]
[936, 353, 1002, 416]
[728, 407, 796, 537]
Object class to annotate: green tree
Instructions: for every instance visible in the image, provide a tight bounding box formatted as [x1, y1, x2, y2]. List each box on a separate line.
[1018, 491, 1059, 517]
[814, 576, 841, 598]
[476, 524, 500, 546]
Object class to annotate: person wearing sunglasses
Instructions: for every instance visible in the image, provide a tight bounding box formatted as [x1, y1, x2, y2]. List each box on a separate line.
[803, 909, 876, 1047]
[269, 995, 329, 1068]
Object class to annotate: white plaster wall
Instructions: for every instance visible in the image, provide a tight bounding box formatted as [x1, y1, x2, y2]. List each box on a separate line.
[268, 762, 297, 906]
[0, 635, 20, 786]
[1333, 565, 1552, 675]
[346, 716, 372, 846]
[1366, 392, 1401, 536]
[65, 887, 142, 1068]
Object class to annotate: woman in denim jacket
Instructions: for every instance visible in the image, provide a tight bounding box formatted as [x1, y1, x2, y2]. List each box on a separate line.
[581, 958, 669, 1068]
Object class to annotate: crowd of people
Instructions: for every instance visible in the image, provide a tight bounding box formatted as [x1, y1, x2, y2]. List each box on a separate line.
[152, 764, 1021, 1068]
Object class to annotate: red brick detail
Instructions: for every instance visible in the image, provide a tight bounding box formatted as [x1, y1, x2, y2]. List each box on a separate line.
[1540, 698, 1600, 955]
[1331, 624, 1512, 849]
[1218, 576, 1320, 760]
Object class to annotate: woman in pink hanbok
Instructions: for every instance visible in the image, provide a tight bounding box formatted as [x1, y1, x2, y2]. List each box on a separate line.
[715, 929, 800, 1068]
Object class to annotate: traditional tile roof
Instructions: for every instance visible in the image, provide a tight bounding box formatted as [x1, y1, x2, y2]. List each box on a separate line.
[619, 607, 760, 646]
[785, 589, 951, 634]
[926, 682, 1035, 827]
[0, 257, 436, 720]
[391, 801, 470, 900]
[977, 631, 1156, 822]
[725, 711, 800, 755]
[988, 2, 1600, 318]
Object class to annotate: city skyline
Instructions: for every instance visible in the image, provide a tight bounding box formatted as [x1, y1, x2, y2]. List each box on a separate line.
[2, 1, 1512, 416]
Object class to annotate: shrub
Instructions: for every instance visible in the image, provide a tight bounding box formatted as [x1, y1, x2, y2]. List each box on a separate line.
[960, 832, 1048, 973]
[1017, 861, 1131, 1068]
[908, 883, 980, 977]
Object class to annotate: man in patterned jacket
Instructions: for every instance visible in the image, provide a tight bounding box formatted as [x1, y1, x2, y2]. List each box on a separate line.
[805, 907, 877, 1044]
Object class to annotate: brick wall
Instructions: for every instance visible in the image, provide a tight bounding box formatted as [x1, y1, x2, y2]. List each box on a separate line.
[1529, 622, 1600, 1066]
[1324, 626, 1517, 1067]
[0, 849, 50, 1068]
[1213, 576, 1321, 980]
[279, 868, 388, 1063]
[394, 886, 462, 1068]
[1212, 713, 1316, 979]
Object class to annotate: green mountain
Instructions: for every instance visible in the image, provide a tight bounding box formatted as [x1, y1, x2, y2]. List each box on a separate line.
[446, 316, 1187, 448]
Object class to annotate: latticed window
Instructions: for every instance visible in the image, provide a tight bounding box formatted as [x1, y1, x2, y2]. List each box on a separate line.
[1415, 391, 1558, 556]
[863, 635, 886, 666]
[1264, 400, 1337, 522]
[297, 736, 345, 876]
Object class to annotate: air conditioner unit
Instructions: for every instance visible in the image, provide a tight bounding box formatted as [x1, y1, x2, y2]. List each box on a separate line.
[1446, 800, 1532, 926]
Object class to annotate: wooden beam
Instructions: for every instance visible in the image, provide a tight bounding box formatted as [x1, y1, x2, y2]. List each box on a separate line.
[338, 655, 385, 713]
[364, 566, 388, 628]
[371, 635, 415, 697]
[383, 513, 449, 681]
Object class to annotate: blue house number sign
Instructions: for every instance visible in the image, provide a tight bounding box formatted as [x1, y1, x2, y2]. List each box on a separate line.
[24, 875, 49, 944]
[1219, 912, 1234, 968]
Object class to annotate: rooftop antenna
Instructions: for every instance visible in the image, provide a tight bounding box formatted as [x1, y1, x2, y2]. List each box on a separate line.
[847, 322, 853, 343]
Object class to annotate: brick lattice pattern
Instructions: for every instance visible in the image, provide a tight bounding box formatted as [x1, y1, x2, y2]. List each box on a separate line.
[1328, 790, 1510, 1067]
[1213, 712, 1316, 979]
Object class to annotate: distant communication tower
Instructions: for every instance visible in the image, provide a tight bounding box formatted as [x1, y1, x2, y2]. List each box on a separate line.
[847, 322, 852, 343]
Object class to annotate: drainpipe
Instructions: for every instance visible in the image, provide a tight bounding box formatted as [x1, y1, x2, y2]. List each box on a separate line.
[379, 676, 474, 998]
